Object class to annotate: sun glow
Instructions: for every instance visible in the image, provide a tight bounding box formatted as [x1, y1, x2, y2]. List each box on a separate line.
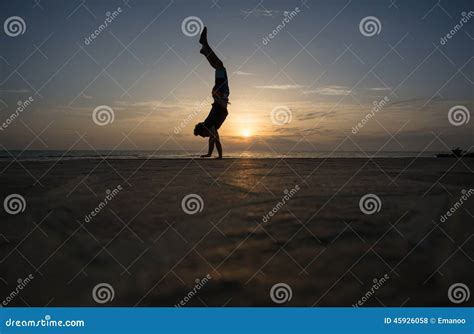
[242, 129, 251, 138]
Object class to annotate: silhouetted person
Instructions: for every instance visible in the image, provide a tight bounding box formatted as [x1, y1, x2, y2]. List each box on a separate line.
[194, 27, 229, 159]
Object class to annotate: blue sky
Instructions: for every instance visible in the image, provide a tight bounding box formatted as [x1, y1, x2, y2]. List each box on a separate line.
[0, 0, 472, 152]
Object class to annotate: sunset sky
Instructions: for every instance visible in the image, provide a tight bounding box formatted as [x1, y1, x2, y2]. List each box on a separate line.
[0, 0, 472, 153]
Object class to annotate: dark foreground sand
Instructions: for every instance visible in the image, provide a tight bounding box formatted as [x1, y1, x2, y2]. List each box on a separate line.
[0, 158, 473, 306]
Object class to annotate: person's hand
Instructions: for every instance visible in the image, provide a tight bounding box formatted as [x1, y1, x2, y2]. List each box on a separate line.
[200, 154, 211, 158]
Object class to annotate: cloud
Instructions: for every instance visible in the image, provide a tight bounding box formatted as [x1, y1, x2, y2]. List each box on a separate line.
[274, 127, 301, 134]
[240, 9, 281, 17]
[303, 85, 352, 96]
[384, 96, 445, 109]
[368, 87, 390, 91]
[256, 84, 305, 90]
[272, 125, 331, 137]
[301, 127, 334, 136]
[59, 99, 188, 121]
[233, 71, 255, 76]
[0, 89, 30, 93]
[302, 86, 394, 97]
[115, 100, 163, 108]
[112, 100, 187, 117]
[297, 111, 336, 121]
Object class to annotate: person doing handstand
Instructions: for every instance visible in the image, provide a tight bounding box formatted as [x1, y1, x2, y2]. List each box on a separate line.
[193, 27, 229, 159]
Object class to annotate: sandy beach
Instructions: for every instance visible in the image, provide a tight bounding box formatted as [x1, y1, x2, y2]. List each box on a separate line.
[1, 158, 473, 306]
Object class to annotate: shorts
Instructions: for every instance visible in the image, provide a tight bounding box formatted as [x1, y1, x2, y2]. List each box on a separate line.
[203, 103, 228, 130]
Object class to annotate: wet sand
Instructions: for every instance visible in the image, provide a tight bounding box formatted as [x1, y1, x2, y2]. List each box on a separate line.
[0, 158, 473, 306]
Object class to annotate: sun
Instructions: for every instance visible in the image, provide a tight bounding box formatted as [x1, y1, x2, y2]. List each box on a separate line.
[242, 129, 251, 138]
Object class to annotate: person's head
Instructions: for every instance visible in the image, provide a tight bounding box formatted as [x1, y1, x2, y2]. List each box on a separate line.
[194, 123, 210, 137]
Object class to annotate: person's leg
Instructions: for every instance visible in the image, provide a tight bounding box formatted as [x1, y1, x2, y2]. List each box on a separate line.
[199, 27, 224, 69]
[215, 132, 222, 158]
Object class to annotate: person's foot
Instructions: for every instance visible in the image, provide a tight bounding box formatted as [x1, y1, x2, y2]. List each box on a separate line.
[199, 26, 207, 45]
[199, 27, 208, 55]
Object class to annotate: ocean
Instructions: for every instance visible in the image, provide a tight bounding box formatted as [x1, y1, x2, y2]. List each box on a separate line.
[0, 150, 444, 161]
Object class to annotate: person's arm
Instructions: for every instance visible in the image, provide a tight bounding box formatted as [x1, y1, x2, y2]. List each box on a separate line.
[214, 131, 222, 159]
[200, 126, 216, 157]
